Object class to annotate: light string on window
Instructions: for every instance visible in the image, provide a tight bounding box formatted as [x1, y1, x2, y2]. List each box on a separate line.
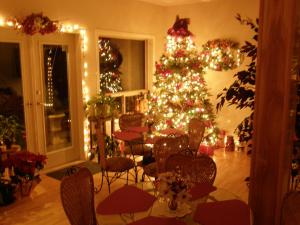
[200, 39, 244, 71]
[45, 49, 54, 109]
[0, 15, 91, 157]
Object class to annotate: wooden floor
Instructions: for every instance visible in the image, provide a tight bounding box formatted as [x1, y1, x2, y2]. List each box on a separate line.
[0, 149, 251, 225]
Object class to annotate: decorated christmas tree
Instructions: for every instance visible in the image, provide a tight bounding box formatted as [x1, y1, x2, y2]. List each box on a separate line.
[148, 16, 218, 145]
[98, 38, 123, 93]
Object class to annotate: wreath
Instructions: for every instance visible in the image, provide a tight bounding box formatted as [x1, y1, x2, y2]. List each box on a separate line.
[201, 39, 243, 71]
[17, 13, 58, 35]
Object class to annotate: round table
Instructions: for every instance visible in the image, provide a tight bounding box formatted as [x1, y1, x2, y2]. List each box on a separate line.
[96, 185, 242, 225]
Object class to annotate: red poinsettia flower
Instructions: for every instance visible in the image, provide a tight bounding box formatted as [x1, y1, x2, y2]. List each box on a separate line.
[10, 151, 47, 178]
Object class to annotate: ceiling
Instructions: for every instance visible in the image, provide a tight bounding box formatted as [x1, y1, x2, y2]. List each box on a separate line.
[136, 0, 212, 6]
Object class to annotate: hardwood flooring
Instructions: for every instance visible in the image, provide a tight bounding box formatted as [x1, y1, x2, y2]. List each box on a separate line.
[0, 148, 251, 225]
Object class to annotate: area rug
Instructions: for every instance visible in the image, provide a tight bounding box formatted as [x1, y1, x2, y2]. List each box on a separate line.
[46, 161, 101, 181]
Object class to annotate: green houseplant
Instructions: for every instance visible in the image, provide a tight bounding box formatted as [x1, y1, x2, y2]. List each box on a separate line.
[86, 93, 117, 118]
[216, 14, 258, 146]
[0, 115, 23, 148]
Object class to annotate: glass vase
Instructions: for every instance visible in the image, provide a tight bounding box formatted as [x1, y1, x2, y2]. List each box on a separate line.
[168, 198, 178, 211]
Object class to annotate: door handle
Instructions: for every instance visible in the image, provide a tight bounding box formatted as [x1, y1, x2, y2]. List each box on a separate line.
[36, 102, 44, 106]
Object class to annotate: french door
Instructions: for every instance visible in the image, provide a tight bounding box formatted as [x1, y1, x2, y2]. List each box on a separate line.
[0, 28, 81, 168]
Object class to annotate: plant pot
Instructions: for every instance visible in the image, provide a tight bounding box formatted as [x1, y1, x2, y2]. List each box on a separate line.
[19, 175, 41, 197]
[96, 104, 111, 117]
[0, 181, 16, 206]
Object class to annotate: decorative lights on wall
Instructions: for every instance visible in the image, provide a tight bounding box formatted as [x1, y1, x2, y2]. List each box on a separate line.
[0, 15, 91, 157]
[200, 39, 243, 71]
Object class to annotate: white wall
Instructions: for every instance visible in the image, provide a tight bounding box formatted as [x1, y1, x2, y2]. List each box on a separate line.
[0, 0, 259, 137]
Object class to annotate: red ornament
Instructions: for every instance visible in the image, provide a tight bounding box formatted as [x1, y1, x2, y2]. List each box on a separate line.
[166, 119, 173, 127]
[175, 49, 186, 58]
[176, 83, 182, 90]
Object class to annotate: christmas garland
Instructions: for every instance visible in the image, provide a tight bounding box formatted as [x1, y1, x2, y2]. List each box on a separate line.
[201, 39, 243, 71]
[6, 13, 58, 35]
[18, 13, 58, 35]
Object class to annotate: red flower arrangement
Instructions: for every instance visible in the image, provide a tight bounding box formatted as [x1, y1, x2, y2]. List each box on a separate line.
[9, 151, 47, 179]
[18, 13, 58, 35]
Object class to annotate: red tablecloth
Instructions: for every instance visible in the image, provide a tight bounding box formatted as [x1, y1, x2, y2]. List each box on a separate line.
[160, 128, 185, 136]
[126, 126, 149, 133]
[97, 185, 157, 215]
[127, 216, 186, 225]
[113, 131, 143, 142]
[193, 199, 251, 225]
[144, 136, 162, 145]
[189, 183, 217, 200]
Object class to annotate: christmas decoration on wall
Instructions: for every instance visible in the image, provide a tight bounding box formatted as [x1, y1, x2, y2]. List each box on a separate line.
[98, 38, 123, 93]
[148, 15, 218, 145]
[8, 13, 58, 35]
[201, 39, 243, 71]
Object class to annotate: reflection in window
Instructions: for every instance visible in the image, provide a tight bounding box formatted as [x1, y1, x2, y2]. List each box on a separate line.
[43, 45, 72, 151]
[0, 42, 25, 147]
[98, 37, 145, 93]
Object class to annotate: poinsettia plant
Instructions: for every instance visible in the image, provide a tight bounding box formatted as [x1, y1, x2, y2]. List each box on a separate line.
[8, 151, 47, 181]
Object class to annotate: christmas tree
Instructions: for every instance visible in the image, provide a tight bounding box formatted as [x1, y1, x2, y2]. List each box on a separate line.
[98, 38, 123, 93]
[148, 16, 218, 145]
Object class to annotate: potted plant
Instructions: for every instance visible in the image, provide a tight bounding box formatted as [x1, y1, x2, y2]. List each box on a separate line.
[0, 160, 16, 206]
[86, 93, 117, 118]
[216, 14, 258, 149]
[9, 151, 47, 196]
[0, 115, 23, 149]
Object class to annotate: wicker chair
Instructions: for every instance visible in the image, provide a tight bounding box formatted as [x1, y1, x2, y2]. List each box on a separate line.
[281, 191, 300, 225]
[119, 112, 144, 131]
[96, 117, 135, 193]
[165, 153, 217, 185]
[142, 134, 189, 180]
[118, 113, 151, 157]
[60, 167, 98, 225]
[188, 118, 205, 156]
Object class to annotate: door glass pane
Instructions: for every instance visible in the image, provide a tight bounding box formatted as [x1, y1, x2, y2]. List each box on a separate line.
[43, 45, 71, 152]
[0, 42, 26, 148]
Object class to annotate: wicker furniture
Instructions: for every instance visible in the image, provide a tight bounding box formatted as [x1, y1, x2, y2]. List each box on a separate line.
[118, 112, 151, 157]
[281, 191, 300, 225]
[142, 134, 189, 180]
[60, 167, 98, 225]
[119, 112, 144, 131]
[188, 118, 205, 156]
[96, 116, 135, 193]
[165, 153, 217, 185]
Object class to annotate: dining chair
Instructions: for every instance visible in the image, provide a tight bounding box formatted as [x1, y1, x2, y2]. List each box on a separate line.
[281, 191, 300, 225]
[96, 117, 135, 193]
[142, 134, 190, 180]
[188, 118, 205, 156]
[166, 153, 217, 185]
[60, 167, 98, 225]
[118, 112, 152, 157]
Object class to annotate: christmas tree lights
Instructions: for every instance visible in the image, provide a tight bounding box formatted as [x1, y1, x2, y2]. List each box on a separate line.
[148, 16, 218, 145]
